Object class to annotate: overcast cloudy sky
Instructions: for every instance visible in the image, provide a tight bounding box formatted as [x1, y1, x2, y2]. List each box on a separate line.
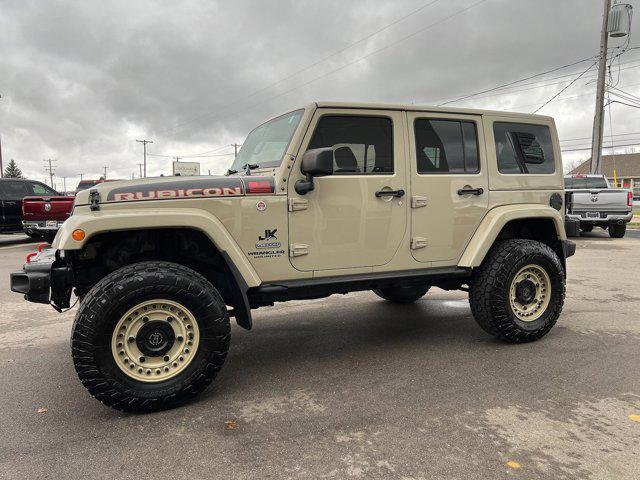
[1, 0, 639, 189]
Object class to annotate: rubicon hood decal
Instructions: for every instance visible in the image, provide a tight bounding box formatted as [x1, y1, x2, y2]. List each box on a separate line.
[106, 176, 275, 202]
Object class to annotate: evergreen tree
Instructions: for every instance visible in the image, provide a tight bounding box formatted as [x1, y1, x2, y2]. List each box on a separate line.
[4, 159, 24, 178]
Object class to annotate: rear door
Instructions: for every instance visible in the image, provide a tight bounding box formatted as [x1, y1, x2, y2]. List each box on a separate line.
[407, 112, 489, 263]
[0, 180, 30, 229]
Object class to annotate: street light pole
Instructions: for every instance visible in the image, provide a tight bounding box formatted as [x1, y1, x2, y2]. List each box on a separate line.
[590, 0, 613, 174]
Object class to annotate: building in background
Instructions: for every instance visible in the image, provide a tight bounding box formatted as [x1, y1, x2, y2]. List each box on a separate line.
[569, 153, 640, 198]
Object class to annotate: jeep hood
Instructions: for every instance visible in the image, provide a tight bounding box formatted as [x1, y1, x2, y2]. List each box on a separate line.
[74, 175, 275, 206]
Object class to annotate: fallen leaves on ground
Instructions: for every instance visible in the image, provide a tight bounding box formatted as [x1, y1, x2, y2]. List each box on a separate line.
[224, 420, 239, 430]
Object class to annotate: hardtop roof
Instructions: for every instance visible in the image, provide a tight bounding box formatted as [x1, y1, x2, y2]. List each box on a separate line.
[310, 101, 554, 121]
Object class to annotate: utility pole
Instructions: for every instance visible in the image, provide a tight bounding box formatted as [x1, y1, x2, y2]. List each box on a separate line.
[137, 163, 143, 178]
[62, 177, 66, 193]
[136, 139, 153, 178]
[0, 134, 4, 178]
[590, 0, 613, 174]
[78, 173, 84, 181]
[44, 158, 56, 187]
[102, 166, 108, 179]
[0, 94, 3, 178]
[232, 143, 242, 159]
[174, 156, 180, 162]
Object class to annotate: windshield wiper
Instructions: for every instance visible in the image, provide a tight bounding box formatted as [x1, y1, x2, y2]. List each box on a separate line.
[225, 169, 238, 176]
[243, 163, 260, 175]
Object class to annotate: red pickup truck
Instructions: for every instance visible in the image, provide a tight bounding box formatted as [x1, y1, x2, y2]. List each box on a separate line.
[22, 195, 75, 242]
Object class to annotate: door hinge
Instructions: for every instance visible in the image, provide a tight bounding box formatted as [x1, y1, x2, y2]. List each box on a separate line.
[290, 243, 309, 257]
[411, 195, 428, 208]
[411, 237, 428, 250]
[288, 198, 309, 212]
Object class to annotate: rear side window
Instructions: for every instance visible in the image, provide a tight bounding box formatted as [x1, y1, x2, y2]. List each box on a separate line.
[414, 119, 479, 174]
[307, 116, 393, 174]
[564, 176, 608, 189]
[1, 181, 30, 198]
[31, 182, 57, 195]
[494, 122, 555, 174]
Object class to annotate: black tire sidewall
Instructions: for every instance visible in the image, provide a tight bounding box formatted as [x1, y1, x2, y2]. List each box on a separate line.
[374, 285, 430, 303]
[72, 262, 230, 410]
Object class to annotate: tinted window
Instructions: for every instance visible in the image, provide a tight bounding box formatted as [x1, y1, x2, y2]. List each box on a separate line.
[564, 176, 608, 189]
[494, 123, 555, 174]
[31, 182, 58, 195]
[414, 119, 479, 174]
[308, 116, 393, 174]
[1, 181, 30, 199]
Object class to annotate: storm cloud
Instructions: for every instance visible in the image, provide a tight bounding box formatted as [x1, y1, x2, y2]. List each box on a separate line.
[1, 0, 638, 188]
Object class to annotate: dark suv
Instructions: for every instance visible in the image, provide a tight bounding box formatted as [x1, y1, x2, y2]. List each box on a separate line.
[0, 178, 60, 235]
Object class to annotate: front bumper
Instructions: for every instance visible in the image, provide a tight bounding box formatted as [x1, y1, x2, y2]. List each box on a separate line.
[10, 249, 72, 308]
[566, 211, 633, 224]
[22, 220, 64, 233]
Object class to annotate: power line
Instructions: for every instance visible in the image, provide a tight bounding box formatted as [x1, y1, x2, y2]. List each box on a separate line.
[435, 56, 598, 106]
[532, 60, 598, 113]
[157, 0, 445, 136]
[162, 0, 490, 137]
[561, 131, 640, 142]
[561, 142, 640, 152]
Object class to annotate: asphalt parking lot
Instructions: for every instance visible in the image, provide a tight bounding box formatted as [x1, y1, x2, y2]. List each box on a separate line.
[1, 231, 639, 480]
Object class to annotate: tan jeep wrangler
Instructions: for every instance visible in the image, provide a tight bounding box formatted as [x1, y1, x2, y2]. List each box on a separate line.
[11, 102, 575, 412]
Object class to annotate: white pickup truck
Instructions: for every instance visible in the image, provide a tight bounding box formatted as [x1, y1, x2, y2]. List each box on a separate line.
[565, 174, 633, 238]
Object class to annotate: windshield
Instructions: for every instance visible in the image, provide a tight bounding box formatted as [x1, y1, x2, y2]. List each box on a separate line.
[229, 109, 304, 172]
[564, 176, 608, 189]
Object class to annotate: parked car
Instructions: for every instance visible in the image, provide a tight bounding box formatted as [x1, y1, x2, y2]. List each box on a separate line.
[0, 178, 67, 238]
[75, 179, 120, 194]
[22, 194, 75, 243]
[564, 174, 633, 238]
[11, 102, 574, 412]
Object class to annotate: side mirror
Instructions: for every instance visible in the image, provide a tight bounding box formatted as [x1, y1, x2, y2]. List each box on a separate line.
[295, 148, 334, 195]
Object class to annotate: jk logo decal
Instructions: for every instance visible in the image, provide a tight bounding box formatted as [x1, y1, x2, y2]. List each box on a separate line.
[259, 229, 278, 241]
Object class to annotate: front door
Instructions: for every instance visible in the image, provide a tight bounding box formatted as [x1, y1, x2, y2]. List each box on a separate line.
[407, 112, 489, 263]
[288, 109, 407, 272]
[0, 180, 30, 230]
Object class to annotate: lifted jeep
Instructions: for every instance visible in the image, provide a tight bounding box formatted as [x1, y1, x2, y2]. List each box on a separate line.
[11, 102, 574, 412]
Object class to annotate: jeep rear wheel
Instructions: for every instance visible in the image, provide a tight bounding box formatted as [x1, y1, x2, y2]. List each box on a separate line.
[469, 239, 565, 343]
[71, 261, 230, 413]
[373, 284, 430, 303]
[608, 223, 626, 238]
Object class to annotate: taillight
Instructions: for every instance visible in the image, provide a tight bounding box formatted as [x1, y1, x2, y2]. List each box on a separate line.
[627, 191, 633, 207]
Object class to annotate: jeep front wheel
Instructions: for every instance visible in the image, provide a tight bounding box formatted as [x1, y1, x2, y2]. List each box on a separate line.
[71, 261, 230, 413]
[469, 239, 565, 343]
[373, 284, 430, 303]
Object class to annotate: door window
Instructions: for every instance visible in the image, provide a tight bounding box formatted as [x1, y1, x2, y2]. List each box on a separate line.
[307, 116, 393, 174]
[2, 181, 30, 199]
[414, 119, 479, 174]
[494, 123, 555, 174]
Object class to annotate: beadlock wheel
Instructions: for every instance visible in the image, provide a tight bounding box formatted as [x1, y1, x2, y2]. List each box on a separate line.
[508, 264, 551, 322]
[111, 299, 200, 382]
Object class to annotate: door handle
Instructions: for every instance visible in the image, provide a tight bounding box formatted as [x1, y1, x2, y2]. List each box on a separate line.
[457, 187, 484, 196]
[375, 189, 405, 198]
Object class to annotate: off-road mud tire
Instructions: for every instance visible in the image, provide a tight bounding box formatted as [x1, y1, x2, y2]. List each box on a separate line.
[469, 239, 565, 343]
[373, 284, 431, 303]
[71, 261, 230, 413]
